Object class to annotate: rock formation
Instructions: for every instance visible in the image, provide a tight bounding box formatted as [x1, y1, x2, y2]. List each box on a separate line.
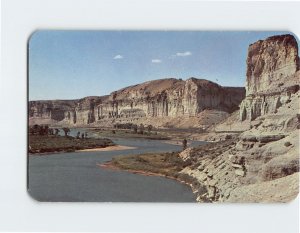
[29, 33, 299, 202]
[240, 34, 300, 121]
[29, 78, 245, 127]
[180, 34, 299, 202]
[29, 96, 106, 126]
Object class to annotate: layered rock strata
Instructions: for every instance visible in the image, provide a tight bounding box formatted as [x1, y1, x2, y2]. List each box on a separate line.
[29, 96, 106, 125]
[240, 34, 300, 121]
[29, 78, 245, 127]
[180, 34, 300, 202]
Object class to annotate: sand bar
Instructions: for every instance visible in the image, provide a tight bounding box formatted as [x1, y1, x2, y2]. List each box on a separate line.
[77, 145, 136, 152]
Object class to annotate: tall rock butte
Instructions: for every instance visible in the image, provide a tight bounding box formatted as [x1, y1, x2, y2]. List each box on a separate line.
[240, 34, 300, 121]
[29, 78, 245, 127]
[179, 34, 300, 203]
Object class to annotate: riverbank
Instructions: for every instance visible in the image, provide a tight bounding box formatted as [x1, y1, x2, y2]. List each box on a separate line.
[102, 152, 187, 176]
[100, 151, 208, 201]
[29, 135, 114, 154]
[91, 128, 171, 140]
[78, 145, 136, 152]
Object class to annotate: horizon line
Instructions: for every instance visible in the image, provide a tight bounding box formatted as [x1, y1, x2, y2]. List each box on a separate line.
[29, 76, 245, 101]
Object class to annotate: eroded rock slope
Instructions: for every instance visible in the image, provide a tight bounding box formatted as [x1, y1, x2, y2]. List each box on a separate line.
[180, 34, 299, 202]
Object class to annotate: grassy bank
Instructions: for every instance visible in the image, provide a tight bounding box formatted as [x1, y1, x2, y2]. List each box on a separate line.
[29, 135, 114, 154]
[92, 128, 171, 140]
[109, 152, 188, 176]
[103, 152, 203, 193]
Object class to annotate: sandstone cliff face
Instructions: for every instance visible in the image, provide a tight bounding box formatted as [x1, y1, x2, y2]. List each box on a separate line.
[245, 34, 299, 95]
[181, 34, 300, 203]
[29, 96, 105, 126]
[29, 78, 245, 127]
[240, 34, 300, 121]
[29, 100, 75, 122]
[97, 78, 244, 120]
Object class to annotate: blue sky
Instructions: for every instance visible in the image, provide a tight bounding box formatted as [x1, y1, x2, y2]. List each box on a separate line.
[29, 30, 296, 100]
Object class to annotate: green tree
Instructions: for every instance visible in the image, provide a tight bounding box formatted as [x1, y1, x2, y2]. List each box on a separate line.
[54, 128, 60, 136]
[147, 124, 153, 134]
[182, 138, 187, 151]
[139, 124, 145, 134]
[32, 124, 40, 135]
[38, 125, 46, 135]
[48, 128, 54, 135]
[62, 127, 70, 137]
[132, 124, 138, 134]
[44, 125, 49, 135]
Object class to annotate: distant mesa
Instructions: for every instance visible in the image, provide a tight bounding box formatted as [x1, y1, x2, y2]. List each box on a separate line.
[29, 77, 245, 127]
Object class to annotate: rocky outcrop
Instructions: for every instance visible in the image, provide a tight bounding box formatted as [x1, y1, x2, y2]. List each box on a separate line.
[97, 78, 244, 120]
[246, 35, 299, 95]
[180, 34, 300, 203]
[29, 96, 106, 125]
[227, 172, 299, 203]
[180, 110, 299, 202]
[29, 100, 75, 122]
[240, 34, 300, 121]
[29, 78, 245, 126]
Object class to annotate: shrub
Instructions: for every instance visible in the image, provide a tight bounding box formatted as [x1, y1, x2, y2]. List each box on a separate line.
[225, 134, 232, 140]
[136, 157, 147, 163]
[284, 141, 292, 147]
[62, 127, 70, 137]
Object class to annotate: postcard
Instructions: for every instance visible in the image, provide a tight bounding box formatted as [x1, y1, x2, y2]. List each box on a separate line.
[28, 31, 299, 202]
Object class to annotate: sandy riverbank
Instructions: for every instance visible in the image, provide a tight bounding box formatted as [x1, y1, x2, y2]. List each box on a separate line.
[77, 145, 136, 152]
[99, 162, 196, 192]
[163, 139, 196, 146]
[99, 162, 170, 177]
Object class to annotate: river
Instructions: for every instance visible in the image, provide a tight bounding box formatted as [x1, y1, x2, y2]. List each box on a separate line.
[28, 133, 207, 202]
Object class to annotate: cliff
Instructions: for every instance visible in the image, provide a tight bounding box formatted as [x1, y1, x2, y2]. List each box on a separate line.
[29, 78, 245, 127]
[29, 96, 107, 126]
[246, 35, 299, 95]
[180, 34, 300, 202]
[240, 34, 300, 121]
